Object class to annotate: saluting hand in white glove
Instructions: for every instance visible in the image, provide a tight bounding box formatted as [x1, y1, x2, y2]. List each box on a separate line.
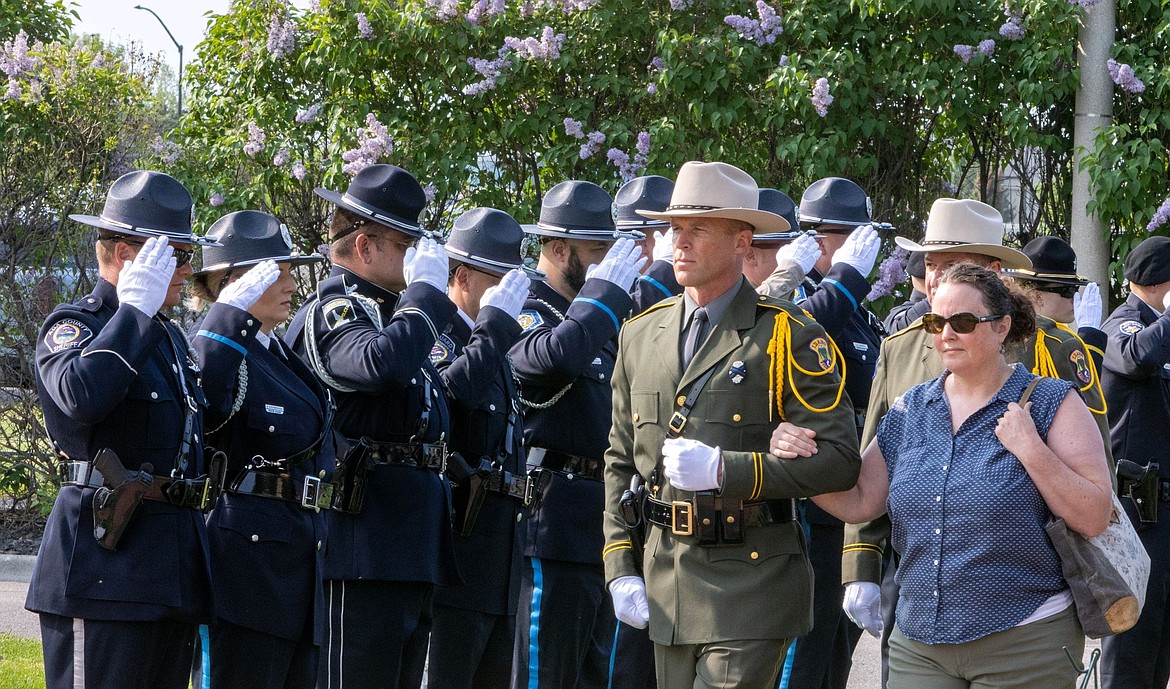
[403, 236, 449, 292]
[1074, 282, 1102, 329]
[776, 234, 821, 276]
[587, 238, 648, 292]
[480, 268, 531, 319]
[219, 260, 281, 312]
[117, 236, 177, 316]
[652, 229, 674, 263]
[832, 224, 881, 277]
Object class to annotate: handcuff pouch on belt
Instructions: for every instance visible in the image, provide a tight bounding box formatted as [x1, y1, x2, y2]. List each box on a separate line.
[451, 452, 537, 536]
[1117, 458, 1160, 524]
[330, 436, 372, 514]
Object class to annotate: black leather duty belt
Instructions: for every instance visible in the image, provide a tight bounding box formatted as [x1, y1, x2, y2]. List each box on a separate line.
[1160, 480, 1170, 503]
[230, 469, 334, 512]
[529, 448, 603, 481]
[485, 470, 535, 505]
[366, 441, 447, 472]
[645, 495, 796, 537]
[60, 460, 213, 510]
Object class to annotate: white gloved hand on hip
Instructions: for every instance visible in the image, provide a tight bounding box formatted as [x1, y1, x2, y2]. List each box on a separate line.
[662, 437, 722, 492]
[586, 238, 648, 292]
[1074, 282, 1102, 329]
[480, 268, 531, 319]
[842, 581, 883, 638]
[403, 236, 449, 292]
[775, 234, 821, 276]
[609, 575, 650, 629]
[219, 260, 281, 312]
[116, 236, 177, 316]
[831, 224, 880, 277]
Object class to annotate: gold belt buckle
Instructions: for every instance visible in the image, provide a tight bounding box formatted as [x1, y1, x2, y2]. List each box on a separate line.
[668, 412, 687, 435]
[670, 500, 693, 536]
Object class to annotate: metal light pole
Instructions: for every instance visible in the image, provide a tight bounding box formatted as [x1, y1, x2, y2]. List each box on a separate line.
[133, 4, 183, 117]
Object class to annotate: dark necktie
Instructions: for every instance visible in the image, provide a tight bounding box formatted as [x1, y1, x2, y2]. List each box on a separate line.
[269, 339, 286, 362]
[681, 307, 708, 371]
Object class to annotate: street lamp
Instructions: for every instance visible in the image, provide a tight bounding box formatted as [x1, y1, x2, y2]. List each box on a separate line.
[133, 4, 183, 117]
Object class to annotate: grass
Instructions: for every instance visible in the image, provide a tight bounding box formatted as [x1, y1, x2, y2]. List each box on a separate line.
[0, 632, 43, 689]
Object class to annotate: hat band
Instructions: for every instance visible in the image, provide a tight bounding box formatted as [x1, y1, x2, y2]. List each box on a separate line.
[340, 193, 421, 233]
[921, 239, 987, 247]
[1007, 268, 1081, 280]
[799, 215, 868, 227]
[446, 246, 521, 270]
[615, 218, 670, 227]
[536, 222, 619, 237]
[99, 215, 192, 238]
[665, 203, 720, 211]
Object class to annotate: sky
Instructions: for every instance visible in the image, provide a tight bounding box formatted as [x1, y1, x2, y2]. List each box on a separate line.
[72, 1, 233, 73]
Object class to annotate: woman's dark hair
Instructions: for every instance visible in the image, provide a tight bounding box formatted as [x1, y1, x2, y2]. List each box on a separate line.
[187, 267, 235, 312]
[937, 263, 1036, 345]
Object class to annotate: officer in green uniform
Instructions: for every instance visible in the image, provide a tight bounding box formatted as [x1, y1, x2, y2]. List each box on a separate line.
[602, 161, 861, 689]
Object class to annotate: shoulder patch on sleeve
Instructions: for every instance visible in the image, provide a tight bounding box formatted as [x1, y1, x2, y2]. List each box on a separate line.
[430, 333, 456, 364]
[809, 337, 833, 371]
[1119, 320, 1145, 335]
[517, 310, 544, 332]
[1069, 349, 1092, 385]
[45, 318, 93, 353]
[322, 297, 357, 331]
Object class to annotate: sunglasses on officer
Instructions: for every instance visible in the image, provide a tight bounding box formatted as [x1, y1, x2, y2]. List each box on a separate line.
[102, 235, 194, 266]
[1034, 284, 1080, 299]
[922, 312, 1007, 334]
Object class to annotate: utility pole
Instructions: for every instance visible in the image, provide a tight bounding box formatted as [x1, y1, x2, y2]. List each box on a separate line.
[134, 5, 183, 118]
[1070, 0, 1115, 294]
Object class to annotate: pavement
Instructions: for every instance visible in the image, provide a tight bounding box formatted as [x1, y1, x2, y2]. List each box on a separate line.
[0, 552, 1103, 688]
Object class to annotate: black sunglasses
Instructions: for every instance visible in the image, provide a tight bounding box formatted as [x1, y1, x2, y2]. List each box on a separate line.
[1036, 284, 1080, 299]
[922, 312, 1006, 334]
[106, 236, 193, 266]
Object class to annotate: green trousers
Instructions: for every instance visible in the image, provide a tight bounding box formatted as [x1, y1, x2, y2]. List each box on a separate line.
[653, 637, 790, 689]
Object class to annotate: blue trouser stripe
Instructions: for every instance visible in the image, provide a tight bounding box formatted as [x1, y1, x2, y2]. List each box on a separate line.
[199, 623, 211, 689]
[527, 557, 545, 689]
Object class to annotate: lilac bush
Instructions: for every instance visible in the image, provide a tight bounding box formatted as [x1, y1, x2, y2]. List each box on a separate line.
[811, 77, 833, 117]
[1107, 59, 1145, 94]
[1147, 197, 1170, 232]
[243, 122, 266, 157]
[266, 13, 296, 58]
[867, 246, 909, 301]
[724, 1, 783, 47]
[340, 113, 393, 176]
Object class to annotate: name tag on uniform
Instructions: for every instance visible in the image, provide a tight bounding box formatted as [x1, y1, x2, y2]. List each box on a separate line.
[853, 342, 869, 352]
[265, 404, 285, 415]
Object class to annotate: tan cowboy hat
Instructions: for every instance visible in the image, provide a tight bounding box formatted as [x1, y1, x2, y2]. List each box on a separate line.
[636, 161, 790, 234]
[894, 198, 1031, 270]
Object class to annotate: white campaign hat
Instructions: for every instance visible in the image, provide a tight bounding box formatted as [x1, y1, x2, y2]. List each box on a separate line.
[636, 161, 790, 234]
[895, 198, 1031, 270]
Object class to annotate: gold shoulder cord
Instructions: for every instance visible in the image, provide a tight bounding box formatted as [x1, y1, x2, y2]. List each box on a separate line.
[763, 305, 847, 421]
[1053, 322, 1108, 414]
[1032, 326, 1107, 414]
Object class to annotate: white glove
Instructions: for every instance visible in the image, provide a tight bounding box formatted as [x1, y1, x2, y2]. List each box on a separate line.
[775, 234, 821, 276]
[609, 575, 650, 629]
[403, 236, 449, 292]
[662, 437, 722, 491]
[652, 229, 674, 263]
[480, 268, 531, 319]
[831, 224, 880, 277]
[1072, 282, 1101, 329]
[219, 260, 281, 312]
[842, 582, 883, 638]
[586, 238, 648, 292]
[117, 236, 177, 316]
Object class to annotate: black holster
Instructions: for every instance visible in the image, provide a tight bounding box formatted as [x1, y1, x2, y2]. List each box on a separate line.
[451, 455, 494, 536]
[330, 437, 371, 514]
[91, 449, 153, 551]
[1118, 459, 1160, 524]
[619, 476, 648, 574]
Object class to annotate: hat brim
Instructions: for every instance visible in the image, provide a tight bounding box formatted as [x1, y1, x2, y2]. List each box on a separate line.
[894, 237, 1033, 270]
[193, 253, 325, 276]
[445, 247, 548, 282]
[616, 218, 671, 230]
[636, 207, 791, 234]
[521, 222, 643, 242]
[314, 188, 425, 238]
[71, 214, 222, 247]
[999, 269, 1089, 286]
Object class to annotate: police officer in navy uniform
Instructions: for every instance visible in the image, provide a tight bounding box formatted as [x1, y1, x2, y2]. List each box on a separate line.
[510, 180, 647, 689]
[426, 208, 541, 689]
[773, 177, 883, 689]
[882, 251, 927, 334]
[1099, 235, 1170, 689]
[622, 175, 680, 314]
[26, 170, 219, 689]
[284, 164, 457, 689]
[187, 211, 333, 689]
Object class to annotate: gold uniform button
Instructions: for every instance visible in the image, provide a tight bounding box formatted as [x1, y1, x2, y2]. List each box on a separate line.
[732, 413, 742, 422]
[726, 515, 735, 524]
[702, 518, 711, 526]
[676, 395, 686, 406]
[750, 551, 759, 560]
[633, 413, 640, 422]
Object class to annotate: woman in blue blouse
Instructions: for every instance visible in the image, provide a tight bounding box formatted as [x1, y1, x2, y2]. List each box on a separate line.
[797, 264, 1112, 688]
[188, 210, 333, 689]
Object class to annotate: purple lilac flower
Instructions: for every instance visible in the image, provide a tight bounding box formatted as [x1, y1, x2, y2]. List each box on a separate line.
[292, 161, 307, 180]
[266, 14, 297, 58]
[316, 243, 331, 259]
[91, 53, 108, 69]
[462, 51, 512, 95]
[779, 54, 790, 67]
[243, 123, 266, 157]
[1146, 197, 1170, 232]
[210, 192, 225, 207]
[651, 56, 666, 72]
[811, 77, 833, 118]
[308, 0, 321, 12]
[426, 0, 462, 21]
[953, 44, 975, 63]
[1107, 59, 1145, 94]
[341, 113, 393, 176]
[579, 131, 606, 159]
[504, 27, 565, 62]
[296, 103, 322, 124]
[563, 118, 585, 139]
[978, 39, 996, 57]
[560, 0, 599, 12]
[1068, 0, 1103, 7]
[724, 1, 783, 47]
[356, 13, 375, 39]
[635, 131, 650, 158]
[867, 246, 909, 301]
[0, 31, 38, 78]
[670, 0, 694, 8]
[423, 184, 438, 205]
[519, 0, 536, 17]
[273, 147, 290, 167]
[466, 0, 487, 26]
[646, 84, 658, 94]
[150, 135, 183, 165]
[999, 4, 1025, 40]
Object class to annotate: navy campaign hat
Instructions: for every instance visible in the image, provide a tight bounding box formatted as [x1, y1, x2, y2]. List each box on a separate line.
[613, 175, 673, 229]
[445, 207, 546, 281]
[524, 180, 641, 241]
[907, 251, 925, 279]
[70, 170, 220, 246]
[1124, 236, 1170, 286]
[752, 189, 804, 244]
[1001, 236, 1088, 286]
[798, 177, 872, 231]
[195, 210, 323, 275]
[315, 164, 426, 240]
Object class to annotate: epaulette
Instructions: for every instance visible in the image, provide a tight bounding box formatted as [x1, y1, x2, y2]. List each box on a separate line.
[625, 295, 680, 324]
[71, 293, 104, 313]
[882, 316, 926, 341]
